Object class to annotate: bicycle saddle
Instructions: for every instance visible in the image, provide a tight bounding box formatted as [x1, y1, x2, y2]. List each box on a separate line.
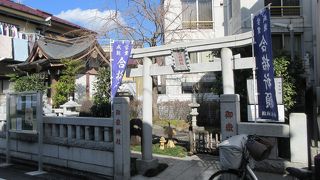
[286, 167, 312, 179]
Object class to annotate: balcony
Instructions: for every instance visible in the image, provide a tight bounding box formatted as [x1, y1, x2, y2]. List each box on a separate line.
[182, 21, 214, 29]
[270, 6, 301, 17]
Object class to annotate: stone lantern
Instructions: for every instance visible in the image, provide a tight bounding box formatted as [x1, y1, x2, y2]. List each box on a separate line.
[188, 96, 200, 128]
[60, 97, 81, 116]
[188, 95, 201, 154]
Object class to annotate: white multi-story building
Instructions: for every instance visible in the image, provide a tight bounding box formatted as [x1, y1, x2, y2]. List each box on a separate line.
[164, 0, 225, 42]
[227, 0, 313, 70]
[162, 0, 314, 94]
[157, 0, 225, 123]
[161, 0, 316, 123]
[161, 0, 224, 102]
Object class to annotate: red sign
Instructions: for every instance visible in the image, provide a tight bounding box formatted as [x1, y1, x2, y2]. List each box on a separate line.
[116, 138, 121, 145]
[116, 110, 121, 115]
[225, 111, 233, 118]
[225, 123, 234, 132]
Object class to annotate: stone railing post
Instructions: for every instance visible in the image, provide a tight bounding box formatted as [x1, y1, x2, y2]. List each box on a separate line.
[290, 113, 308, 164]
[85, 126, 90, 140]
[94, 127, 102, 141]
[67, 125, 72, 139]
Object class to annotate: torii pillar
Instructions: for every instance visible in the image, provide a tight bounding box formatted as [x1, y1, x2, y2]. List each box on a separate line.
[221, 47, 235, 94]
[220, 48, 240, 140]
[136, 57, 158, 174]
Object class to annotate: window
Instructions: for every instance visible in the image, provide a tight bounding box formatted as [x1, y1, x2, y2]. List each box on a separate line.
[181, 0, 213, 29]
[189, 51, 214, 64]
[265, 0, 300, 16]
[271, 33, 301, 57]
[229, 0, 232, 19]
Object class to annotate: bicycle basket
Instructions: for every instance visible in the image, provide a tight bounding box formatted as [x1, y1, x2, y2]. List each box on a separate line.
[219, 134, 247, 170]
[246, 136, 273, 161]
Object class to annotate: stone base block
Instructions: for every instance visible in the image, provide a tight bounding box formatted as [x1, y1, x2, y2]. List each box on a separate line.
[136, 158, 159, 175]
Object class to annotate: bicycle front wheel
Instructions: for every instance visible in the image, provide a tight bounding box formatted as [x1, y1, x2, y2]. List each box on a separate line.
[208, 169, 242, 180]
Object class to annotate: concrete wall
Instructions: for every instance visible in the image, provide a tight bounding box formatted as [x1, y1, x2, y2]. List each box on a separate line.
[0, 11, 80, 40]
[158, 93, 219, 103]
[0, 16, 38, 33]
[75, 74, 97, 103]
[239, 0, 264, 34]
[0, 138, 114, 175]
[237, 113, 308, 164]
[75, 74, 87, 102]
[0, 80, 13, 94]
[226, 0, 242, 35]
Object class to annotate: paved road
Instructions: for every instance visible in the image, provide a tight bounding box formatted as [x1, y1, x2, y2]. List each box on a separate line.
[131, 153, 294, 180]
[0, 154, 296, 180]
[0, 163, 100, 180]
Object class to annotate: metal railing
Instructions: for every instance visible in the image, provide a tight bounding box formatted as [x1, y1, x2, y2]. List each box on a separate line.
[182, 21, 214, 29]
[270, 6, 301, 16]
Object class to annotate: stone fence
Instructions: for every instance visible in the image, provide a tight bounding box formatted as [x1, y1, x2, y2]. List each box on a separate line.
[0, 97, 130, 180]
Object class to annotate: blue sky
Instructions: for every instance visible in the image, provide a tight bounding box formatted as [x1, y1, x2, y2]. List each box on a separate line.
[22, 0, 110, 14]
[19, 0, 160, 45]
[20, 0, 131, 34]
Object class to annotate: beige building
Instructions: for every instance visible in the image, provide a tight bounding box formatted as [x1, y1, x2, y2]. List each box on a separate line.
[0, 0, 90, 94]
[0, 1, 109, 120]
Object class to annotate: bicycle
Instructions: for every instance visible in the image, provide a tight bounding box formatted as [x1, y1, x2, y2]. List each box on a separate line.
[285, 167, 313, 180]
[209, 135, 272, 180]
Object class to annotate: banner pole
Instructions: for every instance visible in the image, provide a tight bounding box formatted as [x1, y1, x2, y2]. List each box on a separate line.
[251, 13, 257, 123]
[110, 39, 114, 116]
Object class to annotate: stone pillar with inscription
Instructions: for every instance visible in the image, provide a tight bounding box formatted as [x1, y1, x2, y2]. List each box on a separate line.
[113, 97, 130, 180]
[220, 94, 240, 140]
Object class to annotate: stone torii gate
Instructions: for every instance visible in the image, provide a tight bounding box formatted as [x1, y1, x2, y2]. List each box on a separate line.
[127, 32, 254, 173]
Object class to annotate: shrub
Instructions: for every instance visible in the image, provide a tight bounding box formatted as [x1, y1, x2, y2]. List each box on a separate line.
[52, 59, 84, 108]
[79, 99, 93, 117]
[273, 56, 299, 112]
[91, 67, 111, 117]
[93, 67, 110, 105]
[91, 102, 111, 117]
[10, 73, 47, 92]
